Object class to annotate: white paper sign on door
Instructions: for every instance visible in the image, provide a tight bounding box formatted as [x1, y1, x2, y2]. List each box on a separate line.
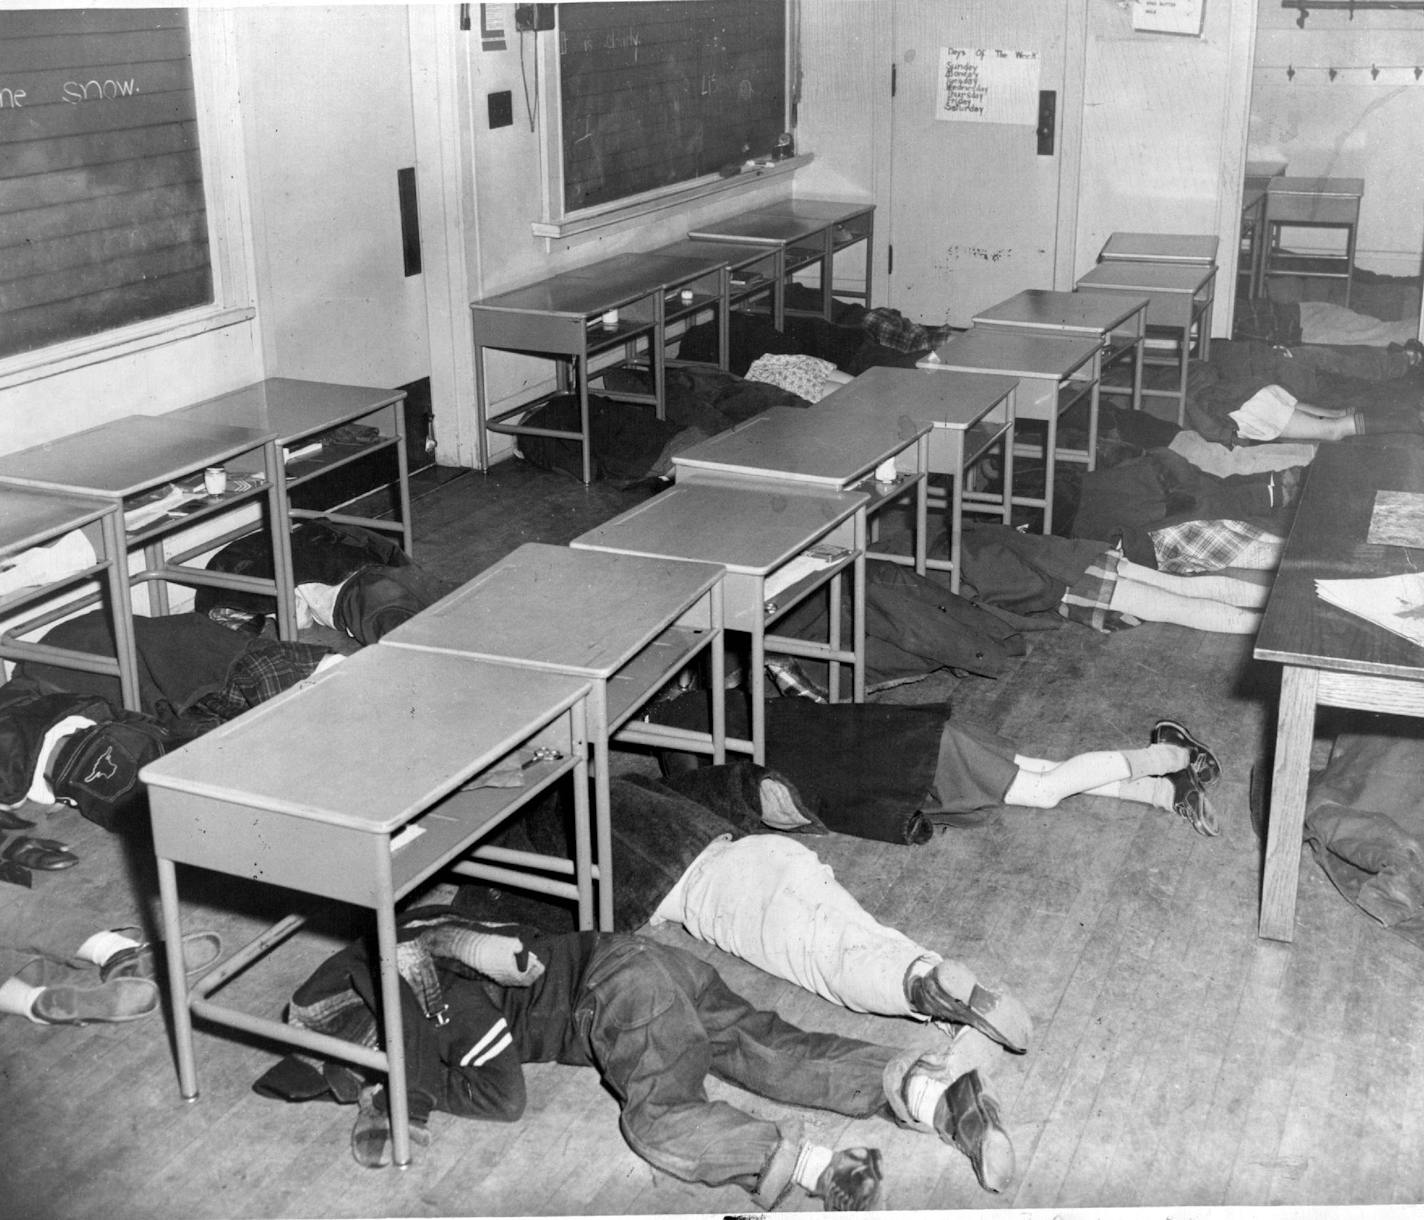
[936, 47, 1041, 126]
[1131, 0, 1205, 36]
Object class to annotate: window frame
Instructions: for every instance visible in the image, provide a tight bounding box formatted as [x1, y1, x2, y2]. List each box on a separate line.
[0, 8, 256, 393]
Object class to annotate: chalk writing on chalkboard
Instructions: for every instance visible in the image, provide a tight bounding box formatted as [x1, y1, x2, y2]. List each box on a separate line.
[936, 47, 1040, 127]
[0, 8, 212, 361]
[557, 1, 786, 214]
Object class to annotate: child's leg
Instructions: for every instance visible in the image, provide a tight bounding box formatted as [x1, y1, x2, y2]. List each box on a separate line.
[1004, 745, 1186, 808]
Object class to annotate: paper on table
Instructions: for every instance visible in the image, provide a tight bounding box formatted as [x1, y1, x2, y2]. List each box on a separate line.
[1315, 571, 1424, 649]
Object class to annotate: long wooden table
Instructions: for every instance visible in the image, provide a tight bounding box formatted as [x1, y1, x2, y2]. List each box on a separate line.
[1254, 437, 1424, 941]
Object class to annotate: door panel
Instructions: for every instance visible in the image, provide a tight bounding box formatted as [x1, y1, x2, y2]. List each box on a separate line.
[888, 1, 1069, 327]
[239, 7, 430, 386]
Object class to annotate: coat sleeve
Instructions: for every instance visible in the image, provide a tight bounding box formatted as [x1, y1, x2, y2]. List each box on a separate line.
[438, 973, 528, 1122]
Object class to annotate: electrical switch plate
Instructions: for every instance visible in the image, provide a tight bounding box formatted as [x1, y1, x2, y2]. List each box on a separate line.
[488, 90, 513, 129]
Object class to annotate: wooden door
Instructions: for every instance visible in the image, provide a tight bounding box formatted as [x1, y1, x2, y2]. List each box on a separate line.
[886, 0, 1077, 327]
[238, 6, 430, 387]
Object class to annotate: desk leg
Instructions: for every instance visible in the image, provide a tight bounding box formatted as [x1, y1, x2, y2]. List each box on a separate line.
[827, 569, 843, 704]
[913, 437, 928, 577]
[375, 901, 413, 1168]
[709, 595, 727, 765]
[156, 855, 199, 1100]
[1131, 328, 1145, 414]
[264, 445, 298, 641]
[750, 614, 767, 765]
[1259, 664, 1318, 942]
[851, 512, 866, 703]
[588, 687, 610, 932]
[1041, 412, 1057, 536]
[99, 507, 143, 712]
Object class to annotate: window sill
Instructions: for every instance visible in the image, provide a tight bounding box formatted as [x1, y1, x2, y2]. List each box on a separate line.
[532, 155, 810, 242]
[0, 304, 257, 392]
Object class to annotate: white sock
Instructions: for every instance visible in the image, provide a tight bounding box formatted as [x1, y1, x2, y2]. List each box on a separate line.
[793, 1143, 834, 1193]
[0, 976, 44, 1023]
[903, 1070, 944, 1127]
[75, 930, 141, 968]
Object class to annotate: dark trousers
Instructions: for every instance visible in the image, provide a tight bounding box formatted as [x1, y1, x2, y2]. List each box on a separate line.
[573, 936, 894, 1199]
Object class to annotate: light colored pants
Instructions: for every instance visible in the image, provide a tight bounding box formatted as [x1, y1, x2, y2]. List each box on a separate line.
[652, 835, 927, 1016]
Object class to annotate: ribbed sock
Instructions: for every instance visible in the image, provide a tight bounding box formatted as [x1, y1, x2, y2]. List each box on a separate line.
[793, 1143, 834, 1193]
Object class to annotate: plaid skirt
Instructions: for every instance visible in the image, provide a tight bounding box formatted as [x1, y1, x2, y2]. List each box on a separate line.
[1056, 547, 1142, 634]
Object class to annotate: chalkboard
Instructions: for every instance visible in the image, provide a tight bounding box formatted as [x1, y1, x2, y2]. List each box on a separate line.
[0, 8, 212, 361]
[558, 1, 787, 214]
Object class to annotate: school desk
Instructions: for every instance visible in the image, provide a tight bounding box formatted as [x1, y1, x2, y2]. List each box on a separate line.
[167, 377, 413, 558]
[1253, 439, 1424, 942]
[918, 327, 1103, 536]
[972, 287, 1148, 414]
[381, 542, 728, 932]
[572, 479, 869, 764]
[1263, 176, 1364, 307]
[1097, 231, 1220, 266]
[648, 237, 786, 354]
[0, 413, 298, 644]
[671, 368, 940, 578]
[472, 260, 665, 485]
[141, 643, 593, 1168]
[688, 198, 874, 321]
[0, 484, 142, 710]
[1074, 259, 1218, 426]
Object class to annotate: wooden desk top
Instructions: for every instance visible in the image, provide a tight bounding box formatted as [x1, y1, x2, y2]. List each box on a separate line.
[471, 266, 660, 319]
[1076, 260, 1218, 294]
[167, 378, 405, 444]
[1098, 232, 1220, 265]
[918, 326, 1103, 380]
[687, 211, 828, 247]
[654, 237, 777, 273]
[756, 198, 874, 223]
[0, 485, 115, 555]
[562, 250, 725, 292]
[1266, 176, 1364, 199]
[1255, 438, 1424, 681]
[0, 414, 277, 499]
[381, 542, 724, 678]
[572, 479, 867, 576]
[673, 375, 931, 487]
[973, 288, 1150, 335]
[139, 643, 590, 833]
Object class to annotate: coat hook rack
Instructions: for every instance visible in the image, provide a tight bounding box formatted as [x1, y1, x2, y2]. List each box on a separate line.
[1329, 66, 1339, 80]
[1287, 63, 1296, 79]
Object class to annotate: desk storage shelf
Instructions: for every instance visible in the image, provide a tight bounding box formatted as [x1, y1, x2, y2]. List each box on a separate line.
[168, 378, 412, 557]
[0, 414, 299, 649]
[0, 485, 142, 709]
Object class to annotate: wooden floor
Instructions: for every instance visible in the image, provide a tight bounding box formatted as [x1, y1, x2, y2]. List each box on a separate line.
[5, 458, 1423, 1220]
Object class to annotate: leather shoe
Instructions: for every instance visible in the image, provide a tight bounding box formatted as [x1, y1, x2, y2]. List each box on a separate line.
[934, 1069, 1015, 1194]
[100, 928, 223, 982]
[1151, 719, 1221, 787]
[1168, 770, 1219, 837]
[907, 960, 1031, 1053]
[0, 806, 36, 830]
[1, 834, 78, 870]
[814, 1147, 883, 1211]
[30, 976, 159, 1025]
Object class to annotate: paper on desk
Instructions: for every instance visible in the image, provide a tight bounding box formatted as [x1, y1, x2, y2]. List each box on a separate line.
[123, 484, 204, 532]
[1316, 572, 1424, 649]
[764, 552, 838, 603]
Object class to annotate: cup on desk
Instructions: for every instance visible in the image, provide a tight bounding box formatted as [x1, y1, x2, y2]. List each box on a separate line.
[204, 466, 227, 496]
[601, 309, 619, 331]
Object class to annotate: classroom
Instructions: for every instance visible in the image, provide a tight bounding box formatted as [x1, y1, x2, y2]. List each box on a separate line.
[4, 2, 1424, 1217]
